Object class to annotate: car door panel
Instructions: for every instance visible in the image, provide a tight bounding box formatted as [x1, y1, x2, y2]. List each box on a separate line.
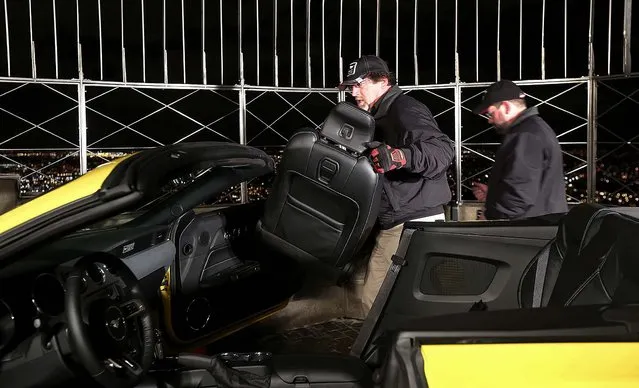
[164, 201, 303, 347]
[355, 220, 559, 363]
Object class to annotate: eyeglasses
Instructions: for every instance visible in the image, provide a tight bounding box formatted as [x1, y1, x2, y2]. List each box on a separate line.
[343, 77, 371, 92]
[485, 102, 503, 118]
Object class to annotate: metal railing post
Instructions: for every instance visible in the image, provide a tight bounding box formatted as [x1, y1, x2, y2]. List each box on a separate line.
[239, 54, 248, 204]
[586, 0, 597, 203]
[78, 81, 87, 175]
[77, 0, 87, 174]
[623, 0, 633, 74]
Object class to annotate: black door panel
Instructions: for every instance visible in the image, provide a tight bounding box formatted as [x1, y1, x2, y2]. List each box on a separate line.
[165, 201, 303, 346]
[356, 220, 559, 363]
[388, 229, 551, 316]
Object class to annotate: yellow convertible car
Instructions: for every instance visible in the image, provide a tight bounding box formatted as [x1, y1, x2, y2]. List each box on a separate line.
[0, 103, 638, 387]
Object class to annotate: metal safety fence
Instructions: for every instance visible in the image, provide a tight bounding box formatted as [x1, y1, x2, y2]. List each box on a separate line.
[0, 0, 636, 214]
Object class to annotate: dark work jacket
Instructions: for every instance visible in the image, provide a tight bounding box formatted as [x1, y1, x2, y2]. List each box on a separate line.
[484, 107, 569, 220]
[370, 86, 455, 229]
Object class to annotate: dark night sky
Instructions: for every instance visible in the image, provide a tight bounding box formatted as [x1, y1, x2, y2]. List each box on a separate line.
[0, 0, 633, 85]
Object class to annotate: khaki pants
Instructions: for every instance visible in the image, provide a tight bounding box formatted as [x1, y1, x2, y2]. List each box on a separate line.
[359, 213, 445, 314]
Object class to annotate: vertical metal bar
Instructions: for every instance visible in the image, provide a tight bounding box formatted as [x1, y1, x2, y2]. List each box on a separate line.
[163, 0, 168, 83]
[273, 0, 278, 87]
[202, 0, 207, 84]
[53, 0, 60, 79]
[219, 0, 224, 84]
[623, 0, 633, 74]
[587, 78, 597, 203]
[78, 82, 87, 174]
[120, 0, 127, 82]
[77, 0, 83, 80]
[376, 0, 381, 56]
[238, 0, 243, 73]
[238, 55, 248, 203]
[451, 0, 462, 215]
[455, 0, 458, 82]
[181, 0, 186, 83]
[256, 0, 260, 85]
[141, 0, 146, 82]
[395, 0, 399, 82]
[589, 0, 595, 77]
[564, 0, 567, 78]
[272, 0, 280, 87]
[3, 0, 10, 76]
[435, 0, 438, 83]
[121, 0, 127, 82]
[475, 0, 479, 82]
[413, 0, 418, 85]
[96, 0, 102, 80]
[519, 0, 522, 79]
[608, 0, 612, 75]
[28, 0, 36, 78]
[358, 0, 362, 57]
[587, 0, 596, 203]
[290, 0, 294, 86]
[338, 0, 343, 83]
[77, 0, 87, 174]
[497, 0, 501, 81]
[454, 84, 462, 210]
[454, 0, 461, 209]
[454, 0, 461, 207]
[541, 0, 546, 79]
[322, 0, 326, 87]
[306, 0, 311, 88]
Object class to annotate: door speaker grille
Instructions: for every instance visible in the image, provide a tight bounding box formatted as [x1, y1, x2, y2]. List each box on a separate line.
[420, 256, 497, 296]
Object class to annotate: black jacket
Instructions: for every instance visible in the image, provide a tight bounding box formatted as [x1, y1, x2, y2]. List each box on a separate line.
[370, 86, 455, 229]
[484, 107, 569, 220]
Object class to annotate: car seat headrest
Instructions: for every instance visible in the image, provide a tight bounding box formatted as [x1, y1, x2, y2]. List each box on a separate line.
[320, 102, 376, 154]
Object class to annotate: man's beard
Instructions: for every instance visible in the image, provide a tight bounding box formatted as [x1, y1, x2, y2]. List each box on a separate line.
[356, 99, 369, 111]
[494, 123, 510, 135]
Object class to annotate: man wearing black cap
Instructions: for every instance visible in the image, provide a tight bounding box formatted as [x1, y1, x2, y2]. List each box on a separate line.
[339, 55, 454, 314]
[472, 80, 568, 220]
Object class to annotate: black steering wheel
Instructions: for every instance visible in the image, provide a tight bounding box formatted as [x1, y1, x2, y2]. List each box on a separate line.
[64, 253, 155, 388]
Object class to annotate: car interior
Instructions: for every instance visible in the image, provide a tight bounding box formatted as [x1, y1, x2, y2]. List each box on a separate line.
[0, 102, 639, 387]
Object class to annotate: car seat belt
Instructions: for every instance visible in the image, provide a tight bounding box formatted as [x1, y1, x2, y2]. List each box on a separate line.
[350, 254, 406, 358]
[532, 244, 551, 308]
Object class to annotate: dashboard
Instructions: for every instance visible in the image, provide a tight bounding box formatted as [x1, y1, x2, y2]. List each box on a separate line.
[0, 202, 281, 387]
[0, 223, 174, 363]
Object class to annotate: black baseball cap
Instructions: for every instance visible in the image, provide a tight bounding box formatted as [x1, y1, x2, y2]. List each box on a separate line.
[472, 80, 526, 114]
[338, 55, 390, 90]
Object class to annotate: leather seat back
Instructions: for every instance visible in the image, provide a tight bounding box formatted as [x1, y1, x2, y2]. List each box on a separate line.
[549, 208, 639, 306]
[519, 204, 614, 308]
[258, 102, 382, 270]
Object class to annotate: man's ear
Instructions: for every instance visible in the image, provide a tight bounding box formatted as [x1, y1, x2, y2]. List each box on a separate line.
[503, 101, 511, 115]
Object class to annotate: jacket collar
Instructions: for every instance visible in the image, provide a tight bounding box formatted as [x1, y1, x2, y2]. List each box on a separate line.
[509, 106, 539, 128]
[497, 106, 539, 135]
[370, 85, 403, 119]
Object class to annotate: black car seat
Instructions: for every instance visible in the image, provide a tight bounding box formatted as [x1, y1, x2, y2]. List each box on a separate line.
[547, 207, 639, 307]
[519, 203, 639, 308]
[518, 204, 614, 308]
[257, 102, 383, 273]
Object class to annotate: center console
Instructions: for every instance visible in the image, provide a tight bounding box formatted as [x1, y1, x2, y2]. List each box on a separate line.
[149, 352, 373, 388]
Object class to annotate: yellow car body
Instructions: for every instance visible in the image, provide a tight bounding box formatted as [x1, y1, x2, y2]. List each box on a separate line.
[421, 342, 639, 387]
[0, 156, 129, 235]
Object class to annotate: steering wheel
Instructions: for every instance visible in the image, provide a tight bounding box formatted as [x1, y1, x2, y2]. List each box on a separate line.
[64, 253, 155, 388]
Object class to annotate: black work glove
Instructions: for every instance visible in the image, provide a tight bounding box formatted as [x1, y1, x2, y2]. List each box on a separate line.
[365, 141, 407, 173]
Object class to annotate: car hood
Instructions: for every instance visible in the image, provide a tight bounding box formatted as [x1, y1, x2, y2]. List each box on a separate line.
[0, 142, 274, 264]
